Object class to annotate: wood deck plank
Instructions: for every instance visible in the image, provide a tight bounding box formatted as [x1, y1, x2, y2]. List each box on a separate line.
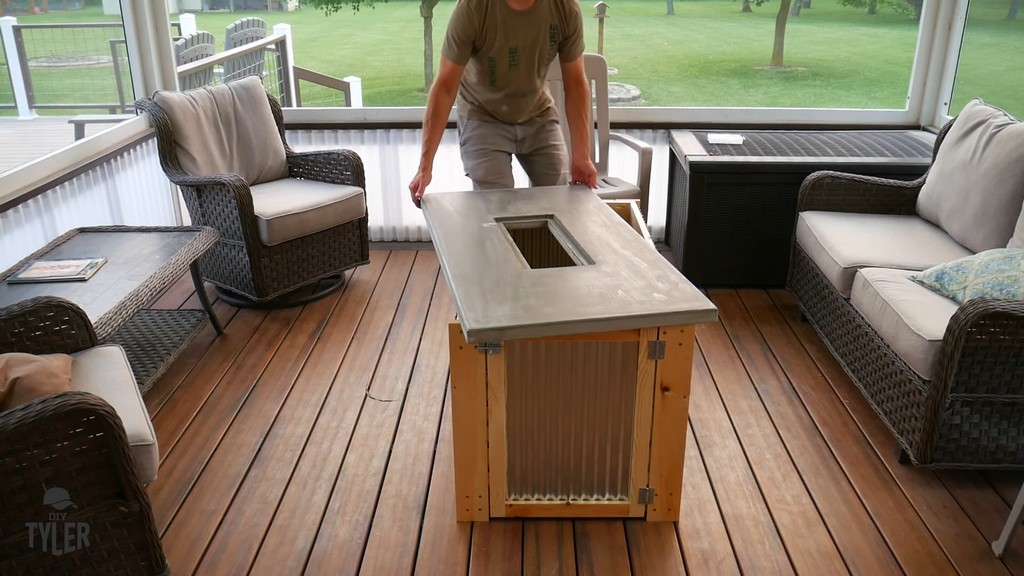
[304, 253, 440, 575]
[148, 306, 265, 454]
[693, 318, 847, 575]
[248, 251, 417, 574]
[688, 351, 795, 575]
[414, 385, 472, 576]
[523, 521, 576, 576]
[149, 305, 300, 532]
[158, 285, 347, 574]
[194, 257, 388, 576]
[697, 301, 901, 576]
[677, 424, 740, 576]
[714, 289, 955, 575]
[625, 521, 686, 575]
[766, 289, 1015, 576]
[574, 520, 631, 576]
[144, 299, 239, 416]
[469, 521, 523, 576]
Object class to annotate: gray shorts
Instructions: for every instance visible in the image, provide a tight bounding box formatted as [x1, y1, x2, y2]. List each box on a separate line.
[457, 114, 568, 190]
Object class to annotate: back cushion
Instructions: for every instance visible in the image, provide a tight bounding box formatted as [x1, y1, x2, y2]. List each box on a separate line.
[151, 75, 288, 185]
[916, 99, 1024, 253]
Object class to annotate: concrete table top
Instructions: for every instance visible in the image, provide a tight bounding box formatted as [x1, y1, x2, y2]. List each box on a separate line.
[422, 185, 718, 343]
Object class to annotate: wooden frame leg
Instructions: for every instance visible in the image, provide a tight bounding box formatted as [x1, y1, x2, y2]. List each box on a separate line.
[647, 325, 695, 521]
[449, 323, 490, 521]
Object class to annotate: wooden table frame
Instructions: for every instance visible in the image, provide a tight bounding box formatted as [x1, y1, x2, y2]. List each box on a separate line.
[450, 323, 696, 522]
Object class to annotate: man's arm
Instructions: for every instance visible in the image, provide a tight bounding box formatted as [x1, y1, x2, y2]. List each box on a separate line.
[559, 56, 598, 188]
[409, 55, 466, 208]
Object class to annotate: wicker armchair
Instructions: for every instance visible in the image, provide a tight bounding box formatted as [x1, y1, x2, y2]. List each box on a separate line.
[137, 76, 370, 307]
[0, 297, 167, 574]
[787, 116, 1024, 469]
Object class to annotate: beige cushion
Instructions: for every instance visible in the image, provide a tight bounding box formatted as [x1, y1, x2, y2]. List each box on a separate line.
[0, 353, 72, 411]
[70, 345, 158, 484]
[151, 75, 288, 185]
[796, 211, 973, 298]
[250, 178, 366, 246]
[850, 268, 959, 380]
[916, 99, 1024, 253]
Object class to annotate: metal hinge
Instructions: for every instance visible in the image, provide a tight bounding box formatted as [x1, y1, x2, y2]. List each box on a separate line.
[476, 342, 502, 355]
[638, 486, 655, 505]
[648, 340, 666, 360]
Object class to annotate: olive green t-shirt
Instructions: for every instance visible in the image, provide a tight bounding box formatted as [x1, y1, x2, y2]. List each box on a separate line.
[441, 0, 585, 125]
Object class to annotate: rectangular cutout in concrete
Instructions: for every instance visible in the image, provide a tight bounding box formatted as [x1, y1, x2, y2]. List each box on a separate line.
[498, 215, 593, 269]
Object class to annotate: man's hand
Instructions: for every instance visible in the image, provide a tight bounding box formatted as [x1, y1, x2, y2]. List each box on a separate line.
[409, 167, 432, 208]
[571, 155, 598, 188]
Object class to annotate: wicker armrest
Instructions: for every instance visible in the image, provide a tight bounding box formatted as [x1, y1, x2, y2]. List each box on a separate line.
[934, 297, 1024, 399]
[797, 170, 925, 215]
[0, 296, 97, 354]
[287, 149, 366, 189]
[0, 391, 167, 575]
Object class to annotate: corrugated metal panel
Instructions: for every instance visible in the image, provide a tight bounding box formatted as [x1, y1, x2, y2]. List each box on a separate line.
[504, 339, 637, 502]
[0, 139, 175, 271]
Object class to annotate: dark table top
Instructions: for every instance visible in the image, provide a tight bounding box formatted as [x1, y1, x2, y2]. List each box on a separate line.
[0, 225, 218, 340]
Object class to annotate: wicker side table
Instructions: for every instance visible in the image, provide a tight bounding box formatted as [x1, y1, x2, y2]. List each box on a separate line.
[0, 225, 222, 392]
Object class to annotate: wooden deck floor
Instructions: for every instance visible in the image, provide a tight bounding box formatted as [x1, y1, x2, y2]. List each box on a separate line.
[144, 246, 1024, 576]
[0, 116, 117, 174]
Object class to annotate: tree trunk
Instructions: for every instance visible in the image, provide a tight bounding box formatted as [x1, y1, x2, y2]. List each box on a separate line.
[791, 1, 801, 16]
[666, 0, 674, 15]
[420, 0, 438, 91]
[1008, 0, 1020, 20]
[908, 0, 923, 21]
[771, 0, 791, 67]
[742, 0, 752, 13]
[868, 0, 877, 14]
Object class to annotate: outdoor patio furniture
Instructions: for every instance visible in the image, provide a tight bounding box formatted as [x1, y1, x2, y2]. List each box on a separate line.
[223, 17, 267, 82]
[546, 53, 653, 218]
[137, 75, 370, 308]
[175, 30, 217, 90]
[787, 99, 1024, 468]
[0, 297, 166, 574]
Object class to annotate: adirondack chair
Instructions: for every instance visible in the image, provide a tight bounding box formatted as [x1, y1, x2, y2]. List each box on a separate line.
[223, 17, 267, 82]
[175, 31, 216, 91]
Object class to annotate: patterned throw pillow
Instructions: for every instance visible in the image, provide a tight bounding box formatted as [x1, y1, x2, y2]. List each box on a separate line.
[910, 248, 1024, 304]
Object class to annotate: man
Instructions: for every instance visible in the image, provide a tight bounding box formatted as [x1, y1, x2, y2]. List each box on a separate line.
[408, 0, 599, 207]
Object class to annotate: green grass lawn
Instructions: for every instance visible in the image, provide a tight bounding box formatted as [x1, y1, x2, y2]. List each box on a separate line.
[1, 0, 1021, 116]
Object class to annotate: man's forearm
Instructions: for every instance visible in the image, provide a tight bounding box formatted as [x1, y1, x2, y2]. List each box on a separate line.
[563, 73, 592, 163]
[419, 82, 459, 171]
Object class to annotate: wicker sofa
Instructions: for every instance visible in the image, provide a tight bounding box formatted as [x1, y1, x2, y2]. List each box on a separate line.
[788, 99, 1024, 469]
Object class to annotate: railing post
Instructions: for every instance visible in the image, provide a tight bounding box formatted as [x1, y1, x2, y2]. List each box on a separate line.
[179, 12, 197, 36]
[0, 16, 34, 119]
[343, 76, 362, 108]
[272, 23, 296, 107]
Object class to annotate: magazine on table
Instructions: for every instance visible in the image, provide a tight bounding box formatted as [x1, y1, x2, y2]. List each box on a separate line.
[7, 257, 108, 283]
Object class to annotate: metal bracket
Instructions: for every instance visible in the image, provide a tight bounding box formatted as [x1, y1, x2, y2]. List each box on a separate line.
[648, 340, 666, 360]
[476, 342, 502, 355]
[638, 486, 655, 505]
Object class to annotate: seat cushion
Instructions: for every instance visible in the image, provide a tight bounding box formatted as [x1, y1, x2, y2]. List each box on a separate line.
[151, 75, 288, 185]
[249, 178, 366, 246]
[916, 99, 1024, 253]
[70, 344, 158, 484]
[850, 268, 959, 380]
[796, 211, 973, 297]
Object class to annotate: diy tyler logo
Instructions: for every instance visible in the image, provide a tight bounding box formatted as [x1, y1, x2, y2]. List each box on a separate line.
[24, 486, 91, 556]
